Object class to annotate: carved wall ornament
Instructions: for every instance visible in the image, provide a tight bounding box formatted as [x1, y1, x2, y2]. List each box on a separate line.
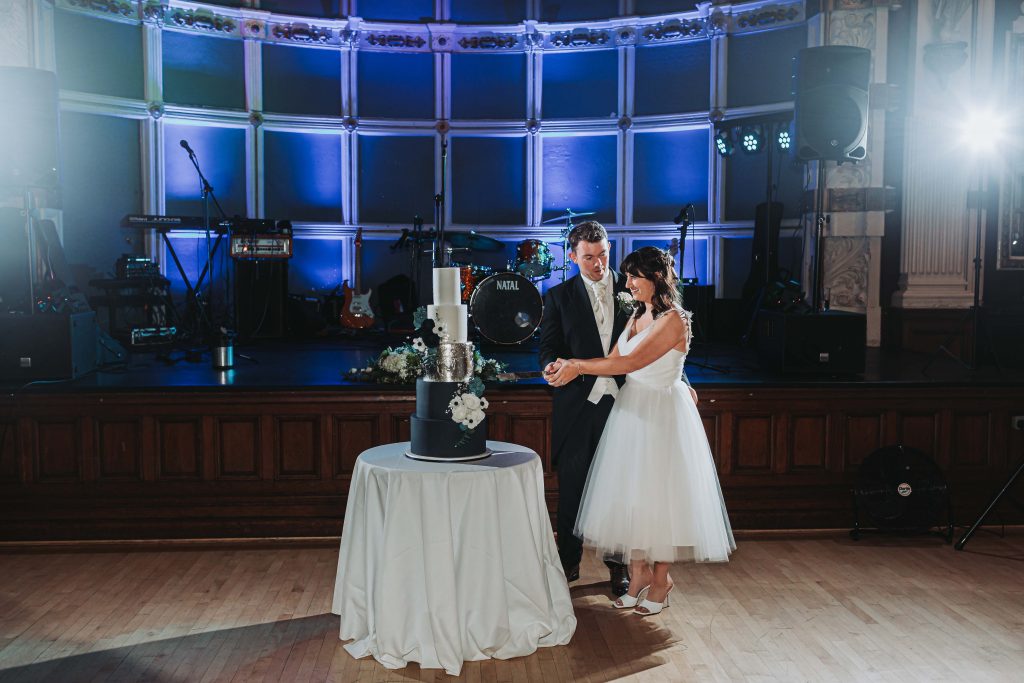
[615, 27, 637, 45]
[244, 20, 263, 38]
[339, 29, 359, 46]
[923, 41, 968, 89]
[828, 158, 871, 190]
[833, 0, 874, 8]
[67, 0, 133, 18]
[829, 9, 876, 50]
[342, 116, 358, 132]
[272, 22, 331, 44]
[457, 35, 517, 50]
[735, 4, 801, 30]
[707, 10, 727, 36]
[933, 0, 971, 43]
[169, 8, 236, 34]
[248, 111, 263, 128]
[550, 28, 610, 48]
[366, 33, 427, 49]
[142, 3, 166, 23]
[0, 0, 31, 68]
[641, 18, 704, 43]
[824, 237, 869, 310]
[147, 102, 164, 119]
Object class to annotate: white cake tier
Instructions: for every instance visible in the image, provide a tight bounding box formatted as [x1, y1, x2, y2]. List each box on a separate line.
[432, 267, 462, 306]
[427, 304, 468, 343]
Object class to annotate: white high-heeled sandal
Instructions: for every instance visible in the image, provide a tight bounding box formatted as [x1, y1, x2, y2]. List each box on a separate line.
[611, 585, 650, 609]
[634, 585, 673, 616]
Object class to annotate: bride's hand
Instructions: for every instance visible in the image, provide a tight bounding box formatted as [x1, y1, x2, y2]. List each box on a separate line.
[546, 358, 579, 387]
[543, 360, 562, 376]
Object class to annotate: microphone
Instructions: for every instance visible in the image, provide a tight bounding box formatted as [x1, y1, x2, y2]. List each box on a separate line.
[179, 139, 195, 156]
[673, 203, 694, 225]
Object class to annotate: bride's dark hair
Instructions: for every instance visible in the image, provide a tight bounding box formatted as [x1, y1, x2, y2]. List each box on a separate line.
[620, 246, 681, 318]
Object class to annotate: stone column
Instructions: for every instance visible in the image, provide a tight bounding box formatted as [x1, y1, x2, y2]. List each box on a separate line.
[891, 0, 996, 310]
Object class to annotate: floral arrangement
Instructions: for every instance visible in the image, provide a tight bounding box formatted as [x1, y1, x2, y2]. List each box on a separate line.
[615, 291, 637, 315]
[345, 338, 510, 387]
[449, 389, 488, 432]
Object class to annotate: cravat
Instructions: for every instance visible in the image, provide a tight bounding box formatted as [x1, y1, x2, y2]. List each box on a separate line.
[592, 279, 607, 326]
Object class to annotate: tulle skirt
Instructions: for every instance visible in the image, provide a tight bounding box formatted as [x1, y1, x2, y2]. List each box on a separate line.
[574, 377, 736, 564]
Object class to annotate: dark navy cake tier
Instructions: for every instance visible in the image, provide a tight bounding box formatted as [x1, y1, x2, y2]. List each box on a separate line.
[409, 379, 487, 460]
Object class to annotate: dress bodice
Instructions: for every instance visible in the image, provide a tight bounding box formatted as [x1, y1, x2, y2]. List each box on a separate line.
[617, 308, 690, 388]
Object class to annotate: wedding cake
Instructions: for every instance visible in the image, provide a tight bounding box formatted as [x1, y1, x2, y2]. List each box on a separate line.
[407, 267, 489, 461]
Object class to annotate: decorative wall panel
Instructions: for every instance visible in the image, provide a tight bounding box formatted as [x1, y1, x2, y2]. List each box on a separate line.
[96, 419, 142, 480]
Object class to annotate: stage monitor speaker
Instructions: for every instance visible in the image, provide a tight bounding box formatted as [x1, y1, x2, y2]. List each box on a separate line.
[0, 66, 60, 189]
[742, 201, 783, 302]
[235, 260, 288, 340]
[794, 46, 870, 162]
[756, 310, 866, 374]
[0, 207, 30, 313]
[0, 312, 97, 382]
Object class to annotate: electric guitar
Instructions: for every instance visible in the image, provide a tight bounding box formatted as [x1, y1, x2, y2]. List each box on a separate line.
[341, 228, 375, 329]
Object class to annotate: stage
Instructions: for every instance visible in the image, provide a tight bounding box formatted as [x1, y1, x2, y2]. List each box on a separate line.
[1, 334, 1023, 541]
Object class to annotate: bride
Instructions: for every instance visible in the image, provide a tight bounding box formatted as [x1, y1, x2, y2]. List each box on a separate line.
[545, 246, 735, 616]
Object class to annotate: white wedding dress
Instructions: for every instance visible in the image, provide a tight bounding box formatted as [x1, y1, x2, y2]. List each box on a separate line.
[574, 308, 736, 564]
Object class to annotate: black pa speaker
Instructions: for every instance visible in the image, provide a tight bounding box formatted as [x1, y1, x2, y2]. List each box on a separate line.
[234, 260, 288, 340]
[0, 67, 60, 189]
[742, 201, 783, 302]
[756, 310, 866, 374]
[794, 46, 870, 162]
[0, 312, 97, 382]
[852, 445, 952, 541]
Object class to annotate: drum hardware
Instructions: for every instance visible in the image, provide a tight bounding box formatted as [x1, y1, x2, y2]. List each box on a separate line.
[469, 272, 543, 344]
[541, 208, 596, 283]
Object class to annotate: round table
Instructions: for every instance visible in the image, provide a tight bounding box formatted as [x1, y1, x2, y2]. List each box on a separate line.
[330, 441, 576, 676]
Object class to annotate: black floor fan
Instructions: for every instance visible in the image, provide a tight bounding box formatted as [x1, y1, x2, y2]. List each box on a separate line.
[851, 445, 953, 542]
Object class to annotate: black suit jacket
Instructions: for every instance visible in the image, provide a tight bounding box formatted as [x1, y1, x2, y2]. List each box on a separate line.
[539, 272, 631, 460]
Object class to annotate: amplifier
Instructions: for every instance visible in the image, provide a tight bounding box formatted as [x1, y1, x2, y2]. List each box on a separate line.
[0, 311, 97, 382]
[115, 254, 160, 279]
[230, 234, 293, 259]
[756, 310, 866, 374]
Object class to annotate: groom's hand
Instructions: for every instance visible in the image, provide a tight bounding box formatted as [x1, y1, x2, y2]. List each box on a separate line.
[546, 358, 579, 387]
[543, 361, 562, 376]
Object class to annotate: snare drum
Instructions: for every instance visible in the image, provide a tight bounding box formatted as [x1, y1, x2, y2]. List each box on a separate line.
[452, 263, 494, 303]
[469, 272, 543, 344]
[513, 239, 553, 280]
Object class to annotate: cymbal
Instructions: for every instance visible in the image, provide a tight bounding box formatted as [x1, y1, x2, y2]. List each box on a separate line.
[541, 209, 596, 225]
[446, 231, 504, 252]
[405, 229, 504, 252]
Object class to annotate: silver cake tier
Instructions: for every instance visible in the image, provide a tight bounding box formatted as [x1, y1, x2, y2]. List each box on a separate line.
[425, 342, 475, 383]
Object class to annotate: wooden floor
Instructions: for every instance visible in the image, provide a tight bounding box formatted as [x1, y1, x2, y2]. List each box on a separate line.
[0, 533, 1022, 682]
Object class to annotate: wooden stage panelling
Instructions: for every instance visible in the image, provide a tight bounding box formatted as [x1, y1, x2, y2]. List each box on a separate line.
[2, 374, 1022, 540]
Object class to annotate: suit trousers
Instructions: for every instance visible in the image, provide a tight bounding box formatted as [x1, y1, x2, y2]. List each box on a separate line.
[555, 393, 624, 571]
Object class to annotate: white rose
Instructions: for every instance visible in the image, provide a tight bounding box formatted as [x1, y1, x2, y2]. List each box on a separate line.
[461, 394, 481, 411]
[471, 409, 485, 423]
[452, 405, 468, 423]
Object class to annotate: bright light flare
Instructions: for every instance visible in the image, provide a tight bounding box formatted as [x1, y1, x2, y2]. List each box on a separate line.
[959, 106, 1009, 158]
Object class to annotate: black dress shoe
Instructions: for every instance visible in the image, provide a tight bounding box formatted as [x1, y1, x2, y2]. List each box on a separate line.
[562, 564, 580, 582]
[608, 564, 630, 597]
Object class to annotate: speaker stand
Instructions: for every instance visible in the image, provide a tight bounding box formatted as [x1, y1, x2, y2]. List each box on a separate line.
[955, 456, 1024, 551]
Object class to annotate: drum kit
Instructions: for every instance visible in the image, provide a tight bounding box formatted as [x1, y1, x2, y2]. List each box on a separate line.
[401, 209, 595, 344]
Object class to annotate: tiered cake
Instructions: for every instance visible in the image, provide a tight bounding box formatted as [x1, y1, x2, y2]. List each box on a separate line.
[407, 267, 489, 461]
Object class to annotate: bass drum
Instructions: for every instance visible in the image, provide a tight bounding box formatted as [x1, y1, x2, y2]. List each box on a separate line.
[469, 272, 543, 344]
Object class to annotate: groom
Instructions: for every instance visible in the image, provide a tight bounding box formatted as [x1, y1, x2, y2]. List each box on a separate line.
[539, 220, 632, 596]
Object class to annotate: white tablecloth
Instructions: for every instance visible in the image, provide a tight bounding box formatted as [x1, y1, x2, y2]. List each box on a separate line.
[331, 441, 576, 676]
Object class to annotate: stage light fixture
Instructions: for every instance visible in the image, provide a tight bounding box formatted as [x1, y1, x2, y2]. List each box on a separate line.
[714, 129, 734, 157]
[741, 127, 762, 154]
[777, 129, 792, 151]
[958, 105, 1008, 157]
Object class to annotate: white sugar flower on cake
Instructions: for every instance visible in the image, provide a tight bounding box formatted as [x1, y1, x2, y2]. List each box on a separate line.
[448, 390, 486, 433]
[432, 321, 448, 339]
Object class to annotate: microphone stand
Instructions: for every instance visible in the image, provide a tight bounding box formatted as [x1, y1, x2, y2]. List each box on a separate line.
[434, 138, 449, 268]
[182, 143, 232, 356]
[674, 205, 728, 374]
